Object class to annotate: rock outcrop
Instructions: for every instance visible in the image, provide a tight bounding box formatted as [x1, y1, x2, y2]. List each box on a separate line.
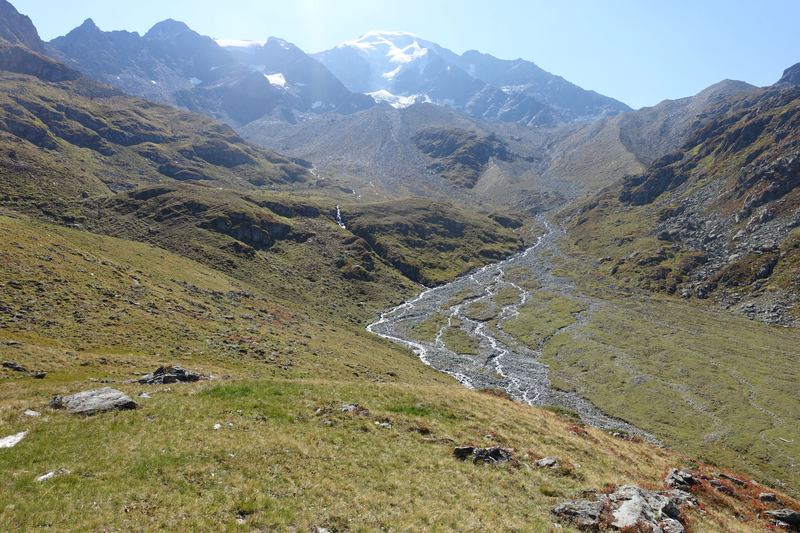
[552, 484, 694, 533]
[138, 365, 202, 385]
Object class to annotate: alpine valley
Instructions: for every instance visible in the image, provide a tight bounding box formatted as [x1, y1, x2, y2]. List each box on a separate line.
[1, 1, 800, 531]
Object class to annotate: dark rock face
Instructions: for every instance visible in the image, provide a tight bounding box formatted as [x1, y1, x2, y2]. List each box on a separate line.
[138, 365, 202, 385]
[763, 509, 800, 527]
[0, 0, 45, 52]
[774, 62, 800, 88]
[54, 387, 139, 415]
[48, 22, 373, 127]
[0, 41, 82, 82]
[412, 128, 509, 189]
[228, 37, 375, 116]
[455, 49, 631, 122]
[607, 81, 800, 321]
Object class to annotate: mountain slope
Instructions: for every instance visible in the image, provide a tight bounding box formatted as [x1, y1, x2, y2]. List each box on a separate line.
[240, 101, 566, 212]
[565, 77, 800, 324]
[455, 49, 632, 122]
[547, 79, 756, 190]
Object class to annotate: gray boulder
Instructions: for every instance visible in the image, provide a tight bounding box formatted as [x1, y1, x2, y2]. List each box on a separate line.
[612, 491, 658, 529]
[56, 387, 139, 416]
[536, 456, 559, 468]
[657, 489, 698, 507]
[553, 484, 689, 532]
[138, 365, 202, 385]
[665, 468, 699, 489]
[613, 485, 681, 519]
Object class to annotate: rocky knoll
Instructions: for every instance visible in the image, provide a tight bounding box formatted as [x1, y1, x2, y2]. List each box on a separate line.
[138, 365, 203, 385]
[553, 482, 697, 532]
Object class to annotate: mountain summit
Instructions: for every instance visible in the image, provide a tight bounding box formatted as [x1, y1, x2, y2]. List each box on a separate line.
[313, 30, 631, 123]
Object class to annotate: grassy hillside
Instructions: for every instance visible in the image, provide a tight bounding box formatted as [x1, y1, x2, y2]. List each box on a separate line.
[0, 214, 438, 385]
[343, 197, 529, 287]
[2, 33, 800, 532]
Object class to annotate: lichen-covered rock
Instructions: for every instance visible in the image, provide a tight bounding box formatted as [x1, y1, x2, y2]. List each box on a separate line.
[536, 456, 559, 468]
[60, 387, 138, 416]
[612, 485, 680, 519]
[553, 483, 690, 532]
[763, 509, 800, 527]
[657, 489, 698, 507]
[472, 446, 514, 465]
[551, 500, 605, 527]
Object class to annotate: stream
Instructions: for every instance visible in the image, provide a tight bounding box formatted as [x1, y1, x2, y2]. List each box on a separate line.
[367, 215, 653, 439]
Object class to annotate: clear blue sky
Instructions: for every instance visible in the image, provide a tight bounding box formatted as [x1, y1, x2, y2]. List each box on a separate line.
[11, 0, 800, 110]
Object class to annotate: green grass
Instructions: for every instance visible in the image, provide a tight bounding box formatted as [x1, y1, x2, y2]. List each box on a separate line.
[442, 286, 483, 309]
[501, 291, 589, 349]
[0, 377, 781, 532]
[532, 248, 800, 491]
[462, 286, 520, 322]
[343, 197, 524, 287]
[411, 313, 448, 343]
[0, 215, 446, 387]
[440, 328, 480, 355]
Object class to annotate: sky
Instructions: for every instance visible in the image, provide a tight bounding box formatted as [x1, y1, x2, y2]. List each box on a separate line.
[10, 0, 800, 110]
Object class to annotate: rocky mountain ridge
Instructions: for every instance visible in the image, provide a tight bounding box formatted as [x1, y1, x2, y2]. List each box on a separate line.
[44, 16, 374, 128]
[569, 73, 800, 325]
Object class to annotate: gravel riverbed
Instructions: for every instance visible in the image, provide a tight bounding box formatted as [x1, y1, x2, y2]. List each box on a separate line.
[368, 215, 655, 440]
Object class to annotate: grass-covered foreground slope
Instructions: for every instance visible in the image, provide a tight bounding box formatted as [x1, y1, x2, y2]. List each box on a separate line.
[3, 369, 797, 531]
[0, 214, 441, 385]
[2, 213, 795, 531]
[1, 215, 796, 532]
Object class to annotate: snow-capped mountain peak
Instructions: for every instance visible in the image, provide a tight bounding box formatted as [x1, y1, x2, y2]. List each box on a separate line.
[214, 39, 268, 55]
[339, 31, 433, 63]
[315, 30, 458, 107]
